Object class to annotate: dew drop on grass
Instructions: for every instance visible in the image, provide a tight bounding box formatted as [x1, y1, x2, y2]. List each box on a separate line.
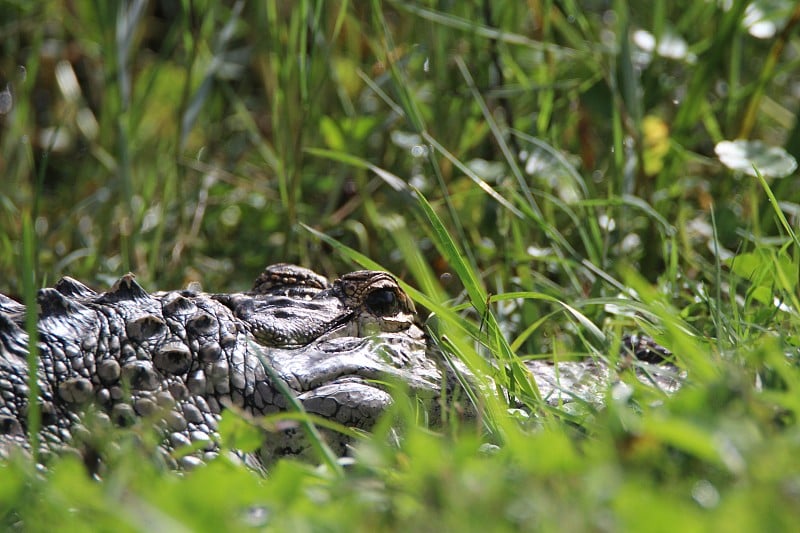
[0, 84, 12, 114]
[221, 205, 242, 227]
[691, 479, 720, 508]
[34, 216, 48, 236]
[656, 32, 688, 60]
[55, 60, 81, 103]
[633, 29, 656, 52]
[38, 127, 72, 152]
[598, 214, 616, 232]
[743, 1, 791, 39]
[610, 382, 633, 402]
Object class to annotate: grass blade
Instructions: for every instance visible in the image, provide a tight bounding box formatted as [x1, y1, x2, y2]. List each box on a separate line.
[254, 341, 344, 477]
[21, 213, 40, 462]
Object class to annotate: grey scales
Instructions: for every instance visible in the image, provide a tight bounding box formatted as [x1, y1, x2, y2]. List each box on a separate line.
[0, 263, 677, 470]
[0, 264, 447, 469]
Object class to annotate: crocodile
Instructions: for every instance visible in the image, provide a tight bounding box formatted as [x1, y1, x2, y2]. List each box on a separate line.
[0, 263, 678, 469]
[0, 264, 447, 469]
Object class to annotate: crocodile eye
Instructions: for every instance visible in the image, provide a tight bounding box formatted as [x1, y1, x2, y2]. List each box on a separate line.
[365, 288, 400, 316]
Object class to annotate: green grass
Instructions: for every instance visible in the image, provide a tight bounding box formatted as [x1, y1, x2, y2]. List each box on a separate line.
[2, 0, 800, 529]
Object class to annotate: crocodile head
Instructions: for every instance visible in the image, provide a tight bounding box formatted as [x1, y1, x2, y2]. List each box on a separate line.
[0, 263, 453, 467]
[217, 265, 444, 430]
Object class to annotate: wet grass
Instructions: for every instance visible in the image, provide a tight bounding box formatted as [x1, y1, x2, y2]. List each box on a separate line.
[2, 0, 800, 529]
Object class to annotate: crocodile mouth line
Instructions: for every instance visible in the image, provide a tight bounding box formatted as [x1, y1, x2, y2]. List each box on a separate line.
[291, 364, 440, 398]
[292, 367, 376, 393]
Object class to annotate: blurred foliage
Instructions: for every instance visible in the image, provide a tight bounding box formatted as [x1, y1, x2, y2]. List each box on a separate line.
[2, 0, 800, 530]
[2, 1, 796, 295]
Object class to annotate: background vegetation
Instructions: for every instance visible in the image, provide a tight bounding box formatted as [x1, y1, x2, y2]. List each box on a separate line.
[2, 0, 800, 530]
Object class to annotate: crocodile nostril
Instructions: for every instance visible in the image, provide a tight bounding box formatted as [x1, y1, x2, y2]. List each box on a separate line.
[365, 288, 400, 316]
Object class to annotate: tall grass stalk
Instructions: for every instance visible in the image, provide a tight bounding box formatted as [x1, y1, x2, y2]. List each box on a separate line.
[21, 213, 40, 463]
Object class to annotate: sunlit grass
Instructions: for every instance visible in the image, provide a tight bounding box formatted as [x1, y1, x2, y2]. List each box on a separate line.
[2, 0, 800, 529]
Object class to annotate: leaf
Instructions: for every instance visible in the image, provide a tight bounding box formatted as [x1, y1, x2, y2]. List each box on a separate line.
[728, 248, 797, 295]
[217, 410, 263, 453]
[319, 116, 345, 151]
[642, 115, 670, 175]
[743, 0, 796, 39]
[715, 140, 797, 178]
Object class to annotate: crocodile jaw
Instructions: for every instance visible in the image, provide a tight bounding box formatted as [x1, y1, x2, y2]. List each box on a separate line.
[266, 325, 441, 425]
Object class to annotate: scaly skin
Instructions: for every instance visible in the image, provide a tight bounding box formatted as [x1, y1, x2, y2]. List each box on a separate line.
[0, 265, 443, 468]
[0, 263, 679, 469]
